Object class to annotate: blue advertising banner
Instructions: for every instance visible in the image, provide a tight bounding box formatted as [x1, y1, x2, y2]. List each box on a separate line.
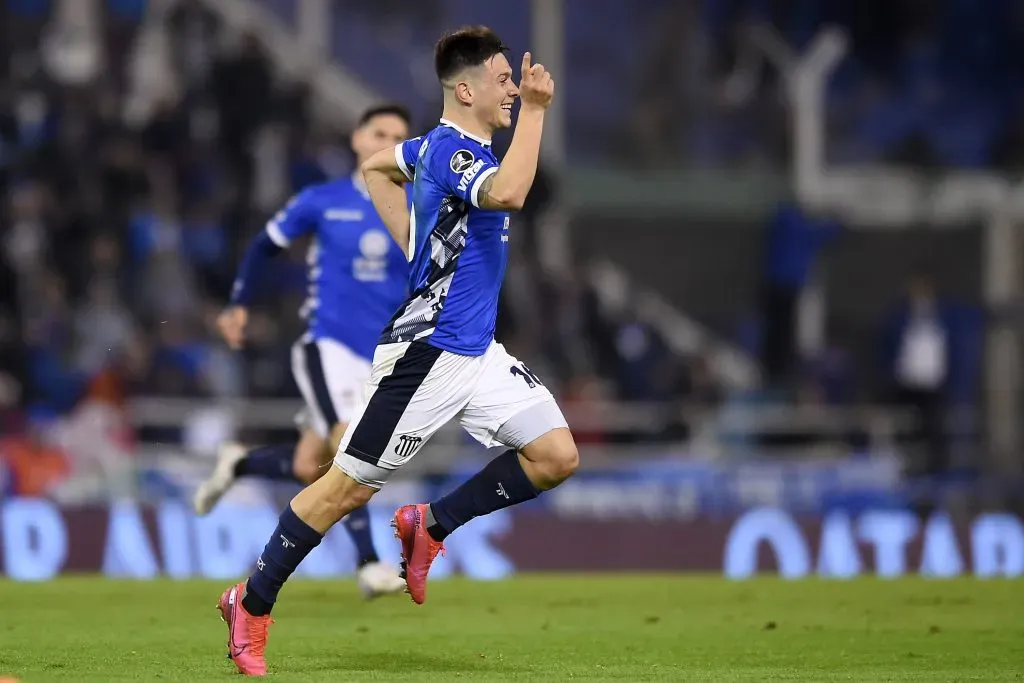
[1, 498, 1021, 581]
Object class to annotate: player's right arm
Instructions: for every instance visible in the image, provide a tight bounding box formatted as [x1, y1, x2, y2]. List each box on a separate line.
[219, 190, 316, 349]
[477, 52, 554, 212]
[362, 137, 422, 257]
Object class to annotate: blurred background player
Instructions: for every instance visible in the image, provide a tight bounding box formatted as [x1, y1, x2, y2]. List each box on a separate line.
[193, 104, 415, 599]
[216, 26, 578, 676]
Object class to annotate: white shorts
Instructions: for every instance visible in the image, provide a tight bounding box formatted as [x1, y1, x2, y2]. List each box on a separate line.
[291, 337, 371, 438]
[335, 340, 568, 488]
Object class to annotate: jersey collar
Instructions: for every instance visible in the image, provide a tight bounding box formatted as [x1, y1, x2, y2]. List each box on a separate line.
[439, 118, 491, 146]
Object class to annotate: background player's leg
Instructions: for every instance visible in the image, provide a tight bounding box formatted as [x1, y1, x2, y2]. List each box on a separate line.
[291, 428, 329, 484]
[344, 504, 379, 566]
[236, 442, 301, 482]
[308, 343, 391, 569]
[328, 420, 349, 455]
[193, 440, 298, 515]
[426, 427, 577, 541]
[289, 338, 340, 484]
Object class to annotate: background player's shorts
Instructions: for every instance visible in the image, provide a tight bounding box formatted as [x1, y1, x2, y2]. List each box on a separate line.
[291, 337, 371, 438]
[335, 340, 568, 488]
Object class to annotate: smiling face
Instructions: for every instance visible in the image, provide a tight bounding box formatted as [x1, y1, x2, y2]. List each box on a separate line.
[434, 27, 516, 135]
[467, 52, 519, 131]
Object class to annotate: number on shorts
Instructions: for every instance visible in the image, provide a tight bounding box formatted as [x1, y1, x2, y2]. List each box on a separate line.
[510, 363, 543, 389]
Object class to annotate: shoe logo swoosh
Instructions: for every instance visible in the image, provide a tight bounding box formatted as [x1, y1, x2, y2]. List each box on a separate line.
[226, 595, 249, 658]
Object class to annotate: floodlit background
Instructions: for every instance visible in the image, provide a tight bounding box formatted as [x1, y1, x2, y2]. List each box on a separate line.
[0, 0, 1022, 579]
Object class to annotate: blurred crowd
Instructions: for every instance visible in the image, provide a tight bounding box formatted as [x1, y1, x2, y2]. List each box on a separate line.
[636, 0, 1024, 168]
[0, 0, 724, 455]
[0, 0, 1006, 502]
[1, 0, 297, 424]
[276, 0, 1024, 169]
[0, 0, 1008, 515]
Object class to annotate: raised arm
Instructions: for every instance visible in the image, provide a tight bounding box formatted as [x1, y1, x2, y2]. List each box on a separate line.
[477, 52, 554, 212]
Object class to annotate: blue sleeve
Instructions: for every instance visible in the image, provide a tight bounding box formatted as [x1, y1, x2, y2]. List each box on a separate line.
[266, 189, 317, 247]
[229, 231, 284, 306]
[427, 137, 499, 208]
[394, 136, 425, 181]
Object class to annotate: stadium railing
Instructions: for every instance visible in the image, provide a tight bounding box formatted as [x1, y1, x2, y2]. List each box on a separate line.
[126, 395, 976, 454]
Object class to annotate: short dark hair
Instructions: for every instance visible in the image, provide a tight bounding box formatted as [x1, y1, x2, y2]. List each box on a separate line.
[434, 26, 508, 83]
[358, 103, 412, 128]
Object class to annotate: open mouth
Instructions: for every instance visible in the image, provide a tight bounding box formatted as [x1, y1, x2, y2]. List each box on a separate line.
[500, 104, 513, 113]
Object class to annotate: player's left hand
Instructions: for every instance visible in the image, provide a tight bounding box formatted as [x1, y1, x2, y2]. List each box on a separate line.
[519, 52, 555, 111]
[217, 306, 249, 350]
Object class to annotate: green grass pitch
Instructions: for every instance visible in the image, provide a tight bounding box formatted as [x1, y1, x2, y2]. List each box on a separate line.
[0, 576, 1021, 681]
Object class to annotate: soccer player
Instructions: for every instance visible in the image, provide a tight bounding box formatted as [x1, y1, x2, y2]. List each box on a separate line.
[216, 27, 579, 676]
[195, 104, 415, 599]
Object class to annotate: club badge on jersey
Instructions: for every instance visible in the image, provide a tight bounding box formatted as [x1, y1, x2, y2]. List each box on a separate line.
[354, 229, 392, 282]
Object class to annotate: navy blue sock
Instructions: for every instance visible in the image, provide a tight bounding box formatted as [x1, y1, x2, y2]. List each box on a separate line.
[233, 443, 298, 482]
[427, 450, 539, 541]
[242, 505, 323, 615]
[343, 506, 380, 567]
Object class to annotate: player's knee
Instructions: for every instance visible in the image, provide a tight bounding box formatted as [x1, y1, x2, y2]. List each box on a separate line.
[318, 467, 376, 512]
[338, 481, 375, 510]
[291, 465, 376, 530]
[522, 429, 578, 489]
[546, 438, 579, 483]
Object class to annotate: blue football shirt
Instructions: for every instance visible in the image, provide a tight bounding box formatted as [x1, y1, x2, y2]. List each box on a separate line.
[266, 174, 410, 360]
[380, 120, 511, 356]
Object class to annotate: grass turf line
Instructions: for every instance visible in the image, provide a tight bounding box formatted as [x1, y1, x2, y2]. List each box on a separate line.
[0, 575, 1021, 682]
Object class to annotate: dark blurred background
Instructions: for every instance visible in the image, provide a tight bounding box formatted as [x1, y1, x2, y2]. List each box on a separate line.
[0, 0, 1021, 518]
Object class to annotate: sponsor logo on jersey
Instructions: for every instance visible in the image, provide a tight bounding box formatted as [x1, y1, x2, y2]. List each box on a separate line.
[354, 229, 391, 282]
[325, 208, 364, 221]
[457, 159, 486, 193]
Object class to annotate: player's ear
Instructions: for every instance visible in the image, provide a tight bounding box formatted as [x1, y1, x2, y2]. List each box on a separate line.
[453, 79, 473, 107]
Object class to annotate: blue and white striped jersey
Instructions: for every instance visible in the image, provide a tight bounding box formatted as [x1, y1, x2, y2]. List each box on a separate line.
[380, 120, 511, 357]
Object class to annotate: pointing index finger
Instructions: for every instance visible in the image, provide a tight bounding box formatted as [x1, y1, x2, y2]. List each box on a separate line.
[522, 52, 532, 75]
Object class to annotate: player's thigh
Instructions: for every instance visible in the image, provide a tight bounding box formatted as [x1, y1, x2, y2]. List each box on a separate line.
[293, 336, 367, 446]
[335, 342, 480, 489]
[290, 338, 333, 439]
[459, 342, 569, 451]
[327, 421, 349, 457]
[316, 337, 372, 425]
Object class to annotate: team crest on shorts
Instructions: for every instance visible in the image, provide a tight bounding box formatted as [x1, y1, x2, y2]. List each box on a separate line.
[450, 149, 475, 173]
[395, 434, 423, 458]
